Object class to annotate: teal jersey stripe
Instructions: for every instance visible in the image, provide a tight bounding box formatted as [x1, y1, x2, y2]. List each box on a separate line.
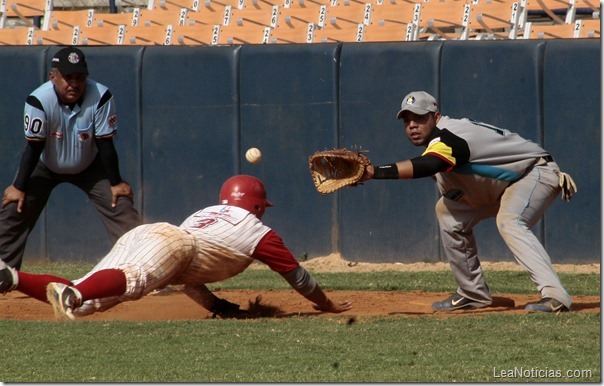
[453, 163, 522, 182]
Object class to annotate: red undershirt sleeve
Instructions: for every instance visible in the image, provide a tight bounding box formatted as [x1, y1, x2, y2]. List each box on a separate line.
[251, 230, 300, 274]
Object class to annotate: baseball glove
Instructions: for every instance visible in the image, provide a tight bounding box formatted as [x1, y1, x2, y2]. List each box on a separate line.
[308, 148, 371, 194]
[558, 171, 577, 202]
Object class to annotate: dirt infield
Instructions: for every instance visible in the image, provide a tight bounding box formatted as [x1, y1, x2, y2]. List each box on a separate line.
[1, 255, 599, 321]
[1, 290, 600, 321]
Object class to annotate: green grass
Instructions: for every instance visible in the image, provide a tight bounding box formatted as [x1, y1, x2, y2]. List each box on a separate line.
[3, 261, 600, 383]
[210, 269, 599, 296]
[20, 261, 600, 296]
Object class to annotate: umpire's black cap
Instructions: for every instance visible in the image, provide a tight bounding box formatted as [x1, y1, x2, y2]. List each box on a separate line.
[51, 47, 89, 76]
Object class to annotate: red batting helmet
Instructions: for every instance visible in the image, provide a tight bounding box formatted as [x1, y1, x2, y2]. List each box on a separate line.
[219, 175, 273, 219]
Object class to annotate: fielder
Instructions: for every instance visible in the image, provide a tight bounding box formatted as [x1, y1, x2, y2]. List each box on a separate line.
[362, 91, 576, 313]
[0, 175, 352, 319]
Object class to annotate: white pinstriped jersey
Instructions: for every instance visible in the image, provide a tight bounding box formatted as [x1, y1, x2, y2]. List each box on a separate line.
[24, 79, 118, 174]
[177, 205, 272, 284]
[180, 205, 271, 256]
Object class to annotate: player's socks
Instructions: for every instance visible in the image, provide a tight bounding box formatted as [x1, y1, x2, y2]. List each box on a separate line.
[74, 269, 127, 300]
[16, 272, 72, 302]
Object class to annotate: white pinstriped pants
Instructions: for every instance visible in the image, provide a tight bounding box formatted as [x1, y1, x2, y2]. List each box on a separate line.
[73, 222, 197, 316]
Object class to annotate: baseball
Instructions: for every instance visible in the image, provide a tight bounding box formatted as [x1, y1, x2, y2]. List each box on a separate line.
[246, 147, 262, 164]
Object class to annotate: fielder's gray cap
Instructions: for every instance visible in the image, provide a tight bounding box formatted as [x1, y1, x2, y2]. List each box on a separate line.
[396, 91, 438, 119]
[51, 47, 89, 76]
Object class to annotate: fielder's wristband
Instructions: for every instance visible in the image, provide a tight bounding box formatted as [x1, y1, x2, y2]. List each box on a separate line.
[373, 163, 399, 179]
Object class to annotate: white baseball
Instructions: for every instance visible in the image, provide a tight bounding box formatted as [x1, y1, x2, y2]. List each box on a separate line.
[245, 147, 262, 164]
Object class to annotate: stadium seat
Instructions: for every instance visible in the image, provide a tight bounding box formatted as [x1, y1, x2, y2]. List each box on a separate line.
[368, 1, 418, 27]
[361, 22, 410, 41]
[173, 23, 219, 44]
[125, 24, 175, 44]
[42, 9, 95, 30]
[231, 5, 280, 28]
[147, 0, 202, 11]
[94, 10, 142, 27]
[577, 0, 600, 17]
[287, 0, 333, 8]
[522, 17, 599, 38]
[79, 24, 127, 44]
[0, 25, 35, 44]
[218, 21, 272, 43]
[324, 1, 371, 29]
[580, 17, 600, 38]
[0, 0, 51, 28]
[525, 0, 577, 24]
[242, 0, 281, 10]
[415, 0, 469, 40]
[185, 4, 233, 26]
[138, 8, 189, 26]
[277, 5, 327, 28]
[245, 0, 285, 9]
[270, 21, 315, 42]
[465, 1, 522, 39]
[33, 25, 81, 44]
[314, 22, 362, 41]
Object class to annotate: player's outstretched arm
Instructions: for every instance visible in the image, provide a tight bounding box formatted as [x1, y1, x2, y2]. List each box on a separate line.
[280, 266, 352, 313]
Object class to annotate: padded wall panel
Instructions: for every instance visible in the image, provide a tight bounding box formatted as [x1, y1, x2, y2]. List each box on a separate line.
[542, 39, 600, 263]
[44, 47, 145, 262]
[0, 40, 597, 264]
[141, 46, 241, 226]
[0, 47, 48, 260]
[338, 42, 443, 262]
[440, 40, 545, 262]
[239, 44, 340, 259]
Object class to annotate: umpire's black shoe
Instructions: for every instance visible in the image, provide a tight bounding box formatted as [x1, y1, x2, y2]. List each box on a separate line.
[432, 292, 491, 312]
[0, 260, 18, 294]
[525, 297, 570, 313]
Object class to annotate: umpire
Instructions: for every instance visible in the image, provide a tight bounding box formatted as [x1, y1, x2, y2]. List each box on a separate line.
[0, 46, 141, 269]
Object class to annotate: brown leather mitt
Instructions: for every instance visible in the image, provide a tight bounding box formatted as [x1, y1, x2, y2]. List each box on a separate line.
[308, 148, 370, 195]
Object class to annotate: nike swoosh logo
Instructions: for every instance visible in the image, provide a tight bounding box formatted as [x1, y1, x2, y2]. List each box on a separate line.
[551, 303, 564, 311]
[451, 297, 465, 306]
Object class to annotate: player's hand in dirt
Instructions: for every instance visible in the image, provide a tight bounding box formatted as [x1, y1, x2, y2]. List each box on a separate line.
[313, 299, 353, 313]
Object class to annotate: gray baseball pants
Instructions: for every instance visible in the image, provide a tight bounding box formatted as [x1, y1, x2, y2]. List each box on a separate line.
[0, 157, 141, 269]
[435, 161, 572, 308]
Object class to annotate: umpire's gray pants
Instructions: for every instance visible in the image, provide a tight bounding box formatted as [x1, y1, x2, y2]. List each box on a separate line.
[435, 162, 572, 308]
[0, 157, 141, 269]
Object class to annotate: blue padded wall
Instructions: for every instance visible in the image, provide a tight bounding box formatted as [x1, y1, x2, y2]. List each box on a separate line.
[0, 40, 598, 264]
[338, 42, 443, 262]
[440, 40, 546, 262]
[141, 46, 241, 226]
[542, 39, 600, 262]
[44, 46, 145, 261]
[238, 43, 341, 259]
[0, 47, 49, 260]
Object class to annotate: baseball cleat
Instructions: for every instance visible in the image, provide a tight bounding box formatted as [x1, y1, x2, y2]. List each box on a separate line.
[0, 260, 18, 294]
[525, 297, 570, 313]
[432, 292, 491, 312]
[46, 282, 82, 320]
